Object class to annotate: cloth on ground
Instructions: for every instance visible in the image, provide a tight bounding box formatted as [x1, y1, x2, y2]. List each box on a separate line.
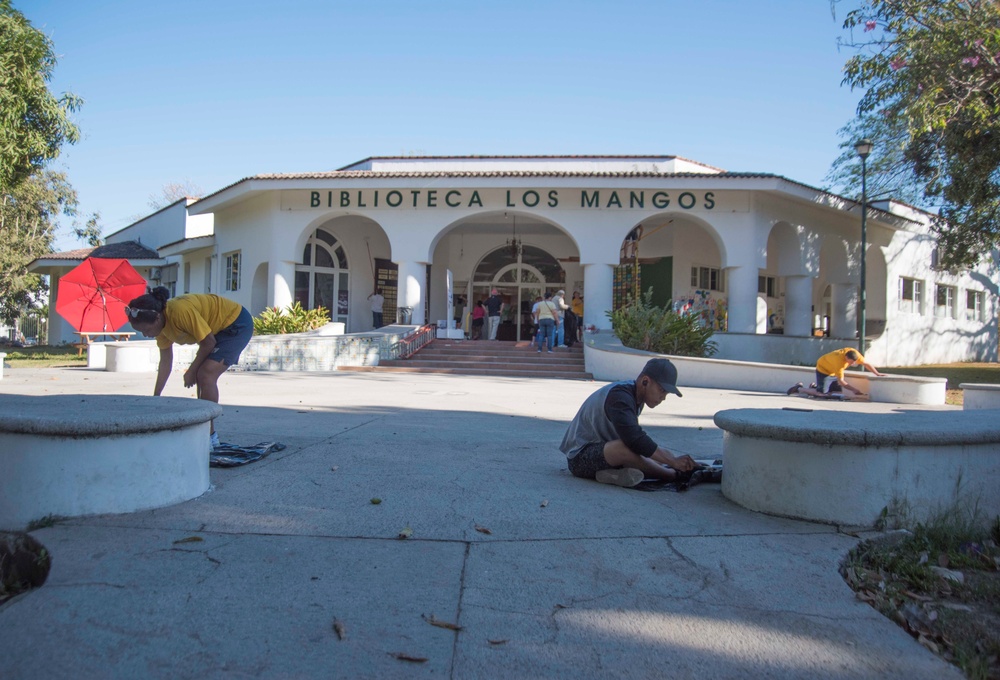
[633, 459, 723, 492]
[210, 441, 286, 467]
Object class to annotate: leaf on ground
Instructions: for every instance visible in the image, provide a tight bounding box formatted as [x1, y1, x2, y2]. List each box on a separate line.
[173, 536, 203, 544]
[902, 589, 933, 601]
[474, 525, 492, 535]
[330, 466, 339, 472]
[398, 527, 413, 539]
[390, 652, 428, 663]
[370, 498, 382, 505]
[333, 619, 346, 640]
[540, 500, 549, 508]
[423, 614, 462, 631]
[488, 638, 509, 645]
[917, 635, 940, 654]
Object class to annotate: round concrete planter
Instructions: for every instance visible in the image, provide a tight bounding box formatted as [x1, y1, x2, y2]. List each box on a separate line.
[715, 407, 1000, 527]
[0, 394, 222, 530]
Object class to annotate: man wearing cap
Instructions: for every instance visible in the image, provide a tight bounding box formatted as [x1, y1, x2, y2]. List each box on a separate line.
[787, 347, 884, 399]
[560, 358, 697, 487]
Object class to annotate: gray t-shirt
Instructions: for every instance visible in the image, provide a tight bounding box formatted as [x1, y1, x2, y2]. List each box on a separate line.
[559, 381, 658, 459]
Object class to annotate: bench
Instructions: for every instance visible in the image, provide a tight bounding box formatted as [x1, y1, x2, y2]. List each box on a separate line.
[0, 394, 221, 530]
[73, 331, 135, 356]
[960, 383, 1000, 410]
[713, 407, 1000, 527]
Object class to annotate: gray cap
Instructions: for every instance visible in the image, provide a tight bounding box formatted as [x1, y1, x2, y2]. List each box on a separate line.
[641, 358, 682, 397]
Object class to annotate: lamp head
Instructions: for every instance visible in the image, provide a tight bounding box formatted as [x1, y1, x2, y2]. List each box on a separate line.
[855, 138, 874, 160]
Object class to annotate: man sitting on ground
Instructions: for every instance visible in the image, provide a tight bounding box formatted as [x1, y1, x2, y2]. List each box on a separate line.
[560, 358, 697, 488]
[787, 347, 884, 400]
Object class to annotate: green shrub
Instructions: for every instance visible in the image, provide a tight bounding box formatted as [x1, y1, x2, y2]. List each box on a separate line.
[253, 302, 331, 335]
[607, 289, 717, 357]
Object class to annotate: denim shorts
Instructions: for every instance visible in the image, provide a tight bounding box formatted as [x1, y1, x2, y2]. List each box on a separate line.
[567, 442, 615, 479]
[210, 307, 253, 366]
[815, 371, 843, 394]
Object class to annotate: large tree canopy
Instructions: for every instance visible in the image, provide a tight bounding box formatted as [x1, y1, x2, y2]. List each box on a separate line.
[0, 0, 81, 192]
[0, 170, 77, 322]
[831, 0, 1000, 268]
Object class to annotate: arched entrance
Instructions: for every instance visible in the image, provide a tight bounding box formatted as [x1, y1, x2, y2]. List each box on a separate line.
[294, 227, 350, 327]
[472, 245, 565, 340]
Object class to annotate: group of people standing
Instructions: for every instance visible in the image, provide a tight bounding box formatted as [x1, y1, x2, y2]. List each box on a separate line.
[531, 289, 582, 352]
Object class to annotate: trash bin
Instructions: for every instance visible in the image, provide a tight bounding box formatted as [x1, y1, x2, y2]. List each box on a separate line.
[398, 307, 413, 324]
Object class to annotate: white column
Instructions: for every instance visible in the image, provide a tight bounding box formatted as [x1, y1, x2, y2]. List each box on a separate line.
[270, 260, 295, 309]
[583, 263, 614, 330]
[725, 265, 760, 334]
[829, 282, 857, 339]
[784, 275, 813, 337]
[397, 260, 426, 324]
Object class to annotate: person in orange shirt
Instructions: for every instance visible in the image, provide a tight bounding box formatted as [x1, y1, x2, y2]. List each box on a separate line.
[787, 348, 884, 399]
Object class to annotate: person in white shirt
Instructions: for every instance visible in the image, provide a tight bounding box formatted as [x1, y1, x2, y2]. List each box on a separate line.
[368, 288, 385, 328]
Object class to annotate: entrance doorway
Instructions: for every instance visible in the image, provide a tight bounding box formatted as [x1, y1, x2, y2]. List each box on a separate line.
[472, 245, 564, 341]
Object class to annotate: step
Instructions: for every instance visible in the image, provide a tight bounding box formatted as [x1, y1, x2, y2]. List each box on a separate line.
[339, 365, 593, 380]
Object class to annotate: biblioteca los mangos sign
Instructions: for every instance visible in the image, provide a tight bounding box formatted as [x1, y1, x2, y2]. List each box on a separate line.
[288, 189, 721, 211]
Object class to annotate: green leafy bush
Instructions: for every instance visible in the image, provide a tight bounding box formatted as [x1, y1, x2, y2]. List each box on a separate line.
[607, 289, 717, 357]
[253, 302, 331, 335]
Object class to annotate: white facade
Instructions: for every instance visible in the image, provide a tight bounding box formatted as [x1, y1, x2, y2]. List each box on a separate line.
[37, 156, 1000, 365]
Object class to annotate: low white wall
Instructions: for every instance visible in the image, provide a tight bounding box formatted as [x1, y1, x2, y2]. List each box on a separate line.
[584, 333, 946, 405]
[715, 408, 1000, 527]
[0, 352, 5, 380]
[961, 383, 1000, 410]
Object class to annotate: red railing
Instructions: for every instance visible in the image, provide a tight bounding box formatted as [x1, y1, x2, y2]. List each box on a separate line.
[392, 324, 437, 359]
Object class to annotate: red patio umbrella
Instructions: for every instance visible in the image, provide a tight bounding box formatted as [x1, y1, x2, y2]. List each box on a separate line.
[55, 258, 148, 332]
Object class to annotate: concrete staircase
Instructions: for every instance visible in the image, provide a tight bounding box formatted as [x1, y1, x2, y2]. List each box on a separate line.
[341, 339, 592, 380]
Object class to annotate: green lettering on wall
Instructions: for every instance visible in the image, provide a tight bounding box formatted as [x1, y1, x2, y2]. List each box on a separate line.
[427, 190, 437, 207]
[445, 190, 461, 207]
[310, 191, 320, 207]
[387, 191, 402, 207]
[581, 190, 600, 208]
[506, 190, 515, 207]
[523, 190, 539, 207]
[468, 191, 483, 207]
[629, 191, 644, 209]
[340, 191, 350, 207]
[678, 192, 696, 209]
[374, 190, 379, 207]
[652, 191, 670, 209]
[548, 190, 559, 207]
[606, 191, 622, 208]
[704, 192, 715, 209]
[411, 190, 421, 207]
[357, 191, 367, 207]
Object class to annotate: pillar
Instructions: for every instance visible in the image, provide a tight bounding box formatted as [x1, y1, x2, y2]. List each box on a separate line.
[829, 282, 857, 339]
[784, 275, 814, 337]
[270, 259, 295, 310]
[583, 263, 614, 330]
[397, 260, 427, 324]
[725, 265, 760, 334]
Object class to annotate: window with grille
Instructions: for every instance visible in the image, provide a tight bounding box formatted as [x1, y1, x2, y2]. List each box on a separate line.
[224, 251, 241, 292]
[898, 277, 923, 314]
[966, 290, 984, 322]
[691, 266, 724, 292]
[935, 284, 956, 319]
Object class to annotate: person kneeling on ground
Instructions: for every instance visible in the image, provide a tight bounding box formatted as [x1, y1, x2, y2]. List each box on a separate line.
[787, 348, 884, 400]
[560, 358, 697, 488]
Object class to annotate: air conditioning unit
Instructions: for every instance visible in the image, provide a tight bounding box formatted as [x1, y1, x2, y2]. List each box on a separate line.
[149, 267, 162, 280]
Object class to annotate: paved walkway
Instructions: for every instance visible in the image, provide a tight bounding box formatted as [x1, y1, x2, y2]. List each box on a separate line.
[0, 366, 962, 679]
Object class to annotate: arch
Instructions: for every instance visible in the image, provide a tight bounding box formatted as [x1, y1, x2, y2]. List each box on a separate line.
[765, 222, 805, 276]
[251, 262, 268, 316]
[865, 244, 888, 338]
[294, 226, 350, 326]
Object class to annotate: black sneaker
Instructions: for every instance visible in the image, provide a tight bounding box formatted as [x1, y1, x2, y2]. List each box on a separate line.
[786, 382, 803, 395]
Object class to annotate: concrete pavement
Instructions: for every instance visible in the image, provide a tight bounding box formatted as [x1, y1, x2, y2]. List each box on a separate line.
[0, 364, 963, 679]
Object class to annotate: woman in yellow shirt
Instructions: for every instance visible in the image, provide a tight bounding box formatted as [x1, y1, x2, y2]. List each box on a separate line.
[126, 287, 253, 448]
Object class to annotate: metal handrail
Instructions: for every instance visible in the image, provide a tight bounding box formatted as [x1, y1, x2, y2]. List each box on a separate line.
[392, 324, 437, 359]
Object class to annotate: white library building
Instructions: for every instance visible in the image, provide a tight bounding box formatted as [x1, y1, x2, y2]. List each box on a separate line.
[34, 155, 998, 366]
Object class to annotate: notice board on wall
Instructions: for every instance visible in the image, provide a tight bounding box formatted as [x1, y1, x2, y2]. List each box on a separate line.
[374, 258, 398, 321]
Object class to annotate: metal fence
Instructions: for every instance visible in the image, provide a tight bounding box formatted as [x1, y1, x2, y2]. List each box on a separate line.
[6, 313, 48, 345]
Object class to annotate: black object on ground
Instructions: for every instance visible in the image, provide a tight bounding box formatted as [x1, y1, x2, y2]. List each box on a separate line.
[210, 441, 286, 468]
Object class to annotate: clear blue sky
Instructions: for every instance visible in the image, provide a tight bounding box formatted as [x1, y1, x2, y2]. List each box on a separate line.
[22, 0, 865, 250]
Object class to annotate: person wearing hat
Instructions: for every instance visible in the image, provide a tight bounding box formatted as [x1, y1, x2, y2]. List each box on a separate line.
[787, 347, 884, 399]
[552, 289, 570, 347]
[560, 358, 697, 487]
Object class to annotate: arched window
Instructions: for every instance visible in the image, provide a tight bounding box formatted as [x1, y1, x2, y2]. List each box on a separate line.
[294, 228, 350, 327]
[472, 245, 564, 340]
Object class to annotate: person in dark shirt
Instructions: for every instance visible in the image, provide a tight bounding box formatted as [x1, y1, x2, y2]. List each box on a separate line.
[485, 288, 504, 340]
[560, 358, 696, 487]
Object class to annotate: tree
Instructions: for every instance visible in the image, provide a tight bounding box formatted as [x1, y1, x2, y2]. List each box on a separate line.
[833, 0, 1000, 268]
[0, 170, 77, 322]
[73, 211, 103, 247]
[148, 180, 203, 211]
[0, 0, 81, 192]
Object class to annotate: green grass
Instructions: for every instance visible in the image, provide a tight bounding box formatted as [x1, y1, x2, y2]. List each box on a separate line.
[1, 345, 87, 368]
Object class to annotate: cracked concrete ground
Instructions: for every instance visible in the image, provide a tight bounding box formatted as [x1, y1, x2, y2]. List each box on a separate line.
[0, 364, 963, 679]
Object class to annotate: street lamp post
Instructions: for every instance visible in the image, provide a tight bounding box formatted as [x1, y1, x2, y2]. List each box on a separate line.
[855, 138, 873, 355]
